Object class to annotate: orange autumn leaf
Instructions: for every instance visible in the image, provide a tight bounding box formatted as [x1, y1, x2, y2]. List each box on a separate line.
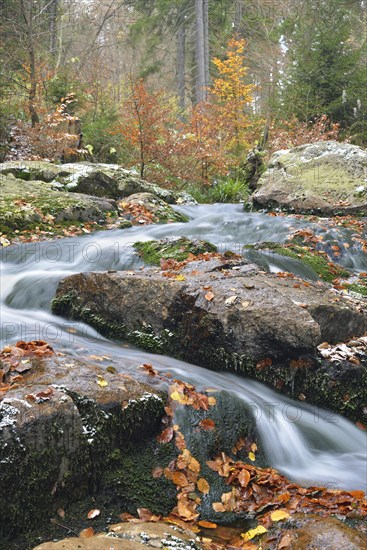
[205, 291, 215, 301]
[197, 478, 210, 494]
[157, 426, 174, 443]
[79, 527, 95, 538]
[198, 520, 217, 529]
[238, 468, 251, 488]
[199, 418, 216, 431]
[172, 471, 190, 487]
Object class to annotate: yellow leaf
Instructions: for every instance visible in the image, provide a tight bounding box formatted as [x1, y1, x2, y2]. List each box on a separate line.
[96, 376, 108, 387]
[241, 525, 267, 541]
[208, 396, 217, 406]
[175, 274, 186, 281]
[270, 510, 290, 522]
[170, 390, 181, 401]
[248, 451, 256, 461]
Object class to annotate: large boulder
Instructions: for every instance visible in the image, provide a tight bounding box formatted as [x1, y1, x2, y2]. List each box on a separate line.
[250, 141, 367, 215]
[0, 161, 197, 204]
[0, 347, 172, 543]
[119, 193, 189, 224]
[0, 173, 117, 233]
[52, 258, 367, 421]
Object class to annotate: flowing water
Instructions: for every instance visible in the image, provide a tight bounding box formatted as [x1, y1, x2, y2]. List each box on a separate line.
[1, 204, 366, 491]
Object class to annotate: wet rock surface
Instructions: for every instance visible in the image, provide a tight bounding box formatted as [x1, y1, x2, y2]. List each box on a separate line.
[0, 352, 170, 543]
[119, 192, 189, 224]
[266, 514, 367, 550]
[32, 522, 202, 549]
[52, 258, 367, 421]
[251, 141, 367, 215]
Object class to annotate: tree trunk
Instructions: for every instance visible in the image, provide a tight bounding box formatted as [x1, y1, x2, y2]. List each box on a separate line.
[176, 10, 186, 110]
[234, 0, 243, 32]
[26, 0, 39, 127]
[203, 0, 209, 87]
[195, 0, 206, 104]
[49, 0, 58, 57]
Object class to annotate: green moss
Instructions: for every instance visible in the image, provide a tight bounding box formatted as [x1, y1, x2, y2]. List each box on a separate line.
[0, 384, 166, 545]
[346, 283, 367, 296]
[104, 439, 177, 515]
[246, 242, 350, 282]
[134, 237, 217, 266]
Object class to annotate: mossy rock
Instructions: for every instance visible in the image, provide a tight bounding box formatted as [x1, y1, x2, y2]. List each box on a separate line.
[251, 141, 367, 215]
[120, 192, 189, 224]
[0, 173, 117, 233]
[134, 237, 217, 265]
[346, 283, 367, 297]
[0, 355, 167, 544]
[245, 241, 350, 283]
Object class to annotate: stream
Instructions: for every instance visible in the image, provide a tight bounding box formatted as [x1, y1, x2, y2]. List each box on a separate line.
[1, 204, 366, 492]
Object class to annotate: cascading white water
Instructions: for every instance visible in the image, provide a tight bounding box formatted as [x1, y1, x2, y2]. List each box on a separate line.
[1, 204, 366, 491]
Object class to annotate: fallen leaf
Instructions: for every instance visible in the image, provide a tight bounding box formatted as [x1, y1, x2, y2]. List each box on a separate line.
[241, 525, 267, 541]
[197, 478, 210, 494]
[198, 520, 217, 529]
[248, 451, 256, 461]
[96, 376, 108, 387]
[238, 469, 251, 488]
[199, 418, 216, 431]
[212, 502, 225, 513]
[208, 396, 217, 406]
[172, 471, 190, 487]
[278, 532, 294, 549]
[79, 527, 95, 538]
[205, 291, 215, 301]
[157, 426, 174, 444]
[270, 509, 290, 522]
[152, 466, 163, 478]
[87, 509, 100, 519]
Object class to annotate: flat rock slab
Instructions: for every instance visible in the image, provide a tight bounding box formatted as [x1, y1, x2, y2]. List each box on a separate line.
[33, 521, 201, 549]
[251, 141, 367, 215]
[53, 259, 366, 362]
[52, 259, 367, 421]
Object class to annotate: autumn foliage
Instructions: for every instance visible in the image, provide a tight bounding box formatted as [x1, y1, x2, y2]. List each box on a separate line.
[115, 38, 259, 186]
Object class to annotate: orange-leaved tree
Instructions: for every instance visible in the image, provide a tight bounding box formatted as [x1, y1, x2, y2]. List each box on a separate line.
[116, 77, 174, 179]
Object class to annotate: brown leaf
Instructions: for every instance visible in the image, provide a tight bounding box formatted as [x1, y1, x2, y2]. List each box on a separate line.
[172, 471, 190, 487]
[197, 478, 210, 494]
[199, 418, 216, 431]
[79, 527, 95, 538]
[205, 291, 215, 301]
[238, 469, 251, 488]
[212, 502, 226, 513]
[278, 532, 294, 549]
[137, 507, 161, 521]
[35, 387, 53, 399]
[152, 466, 163, 478]
[157, 426, 174, 443]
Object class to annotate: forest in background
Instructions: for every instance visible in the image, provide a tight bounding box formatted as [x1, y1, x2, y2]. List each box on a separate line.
[0, 0, 366, 193]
